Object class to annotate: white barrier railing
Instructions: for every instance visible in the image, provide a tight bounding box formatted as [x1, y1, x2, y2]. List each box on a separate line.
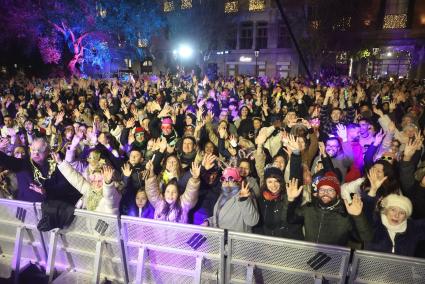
[0, 199, 424, 284]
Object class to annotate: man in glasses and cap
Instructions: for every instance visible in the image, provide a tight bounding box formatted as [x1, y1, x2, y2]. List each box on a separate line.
[203, 167, 259, 233]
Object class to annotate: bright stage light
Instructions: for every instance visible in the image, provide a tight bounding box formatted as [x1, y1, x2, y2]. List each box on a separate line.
[178, 44, 193, 59]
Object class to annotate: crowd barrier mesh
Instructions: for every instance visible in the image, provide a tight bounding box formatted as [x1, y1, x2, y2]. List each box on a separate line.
[0, 199, 424, 284]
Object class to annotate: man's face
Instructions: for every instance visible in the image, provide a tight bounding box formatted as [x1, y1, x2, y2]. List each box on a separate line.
[359, 120, 370, 135]
[347, 127, 360, 142]
[30, 140, 49, 164]
[161, 124, 173, 136]
[325, 140, 340, 157]
[182, 138, 194, 154]
[253, 119, 261, 130]
[129, 150, 142, 166]
[318, 185, 337, 204]
[24, 121, 34, 132]
[330, 109, 341, 122]
[3, 117, 13, 128]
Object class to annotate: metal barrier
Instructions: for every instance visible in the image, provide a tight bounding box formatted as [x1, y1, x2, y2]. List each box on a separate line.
[121, 216, 225, 284]
[348, 250, 425, 284]
[0, 199, 424, 284]
[0, 199, 47, 283]
[34, 205, 127, 284]
[226, 231, 351, 284]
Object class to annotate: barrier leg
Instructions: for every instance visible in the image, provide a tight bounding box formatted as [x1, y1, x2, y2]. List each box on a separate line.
[135, 245, 148, 284]
[92, 240, 104, 284]
[194, 255, 204, 284]
[314, 274, 323, 284]
[12, 226, 25, 284]
[245, 263, 254, 284]
[46, 229, 59, 284]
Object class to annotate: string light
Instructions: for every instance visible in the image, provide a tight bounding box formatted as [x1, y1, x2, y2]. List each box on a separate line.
[164, 1, 174, 12]
[311, 20, 319, 30]
[181, 0, 192, 10]
[138, 38, 148, 48]
[225, 1, 238, 13]
[383, 14, 407, 29]
[249, 0, 265, 12]
[333, 17, 351, 31]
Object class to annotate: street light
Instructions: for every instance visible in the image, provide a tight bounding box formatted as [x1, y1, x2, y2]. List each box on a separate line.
[254, 48, 260, 77]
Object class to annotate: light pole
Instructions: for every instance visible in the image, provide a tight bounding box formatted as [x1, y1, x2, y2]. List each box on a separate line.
[254, 49, 259, 77]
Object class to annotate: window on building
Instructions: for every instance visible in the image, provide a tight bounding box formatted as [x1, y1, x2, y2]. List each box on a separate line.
[249, 0, 265, 12]
[225, 25, 237, 50]
[256, 22, 268, 49]
[333, 16, 352, 31]
[164, 1, 174, 12]
[278, 22, 291, 48]
[225, 1, 238, 13]
[181, 0, 192, 10]
[383, 0, 409, 29]
[240, 22, 253, 49]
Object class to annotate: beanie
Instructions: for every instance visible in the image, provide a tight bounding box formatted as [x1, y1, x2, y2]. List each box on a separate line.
[264, 166, 283, 182]
[381, 194, 413, 217]
[161, 117, 173, 125]
[135, 127, 145, 134]
[317, 172, 341, 196]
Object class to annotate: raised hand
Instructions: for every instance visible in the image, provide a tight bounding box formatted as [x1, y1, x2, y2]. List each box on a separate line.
[336, 124, 347, 142]
[126, 117, 136, 129]
[344, 194, 363, 216]
[372, 106, 384, 117]
[286, 134, 300, 152]
[121, 163, 132, 177]
[29, 183, 45, 195]
[159, 137, 168, 153]
[318, 141, 326, 157]
[51, 152, 62, 164]
[239, 181, 251, 198]
[373, 129, 385, 146]
[286, 178, 303, 202]
[202, 153, 217, 171]
[367, 167, 388, 196]
[55, 111, 65, 125]
[102, 165, 114, 184]
[190, 161, 201, 179]
[218, 125, 228, 139]
[142, 159, 154, 180]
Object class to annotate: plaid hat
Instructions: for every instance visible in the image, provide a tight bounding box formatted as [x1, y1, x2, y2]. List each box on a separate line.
[317, 172, 341, 195]
[381, 194, 412, 217]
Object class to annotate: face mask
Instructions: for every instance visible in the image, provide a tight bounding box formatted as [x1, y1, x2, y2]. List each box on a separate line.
[222, 186, 239, 197]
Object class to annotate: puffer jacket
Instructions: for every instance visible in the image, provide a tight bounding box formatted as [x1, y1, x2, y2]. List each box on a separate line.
[145, 175, 200, 223]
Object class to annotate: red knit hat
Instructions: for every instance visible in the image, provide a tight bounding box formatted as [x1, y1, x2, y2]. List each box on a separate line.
[135, 127, 145, 134]
[317, 172, 341, 195]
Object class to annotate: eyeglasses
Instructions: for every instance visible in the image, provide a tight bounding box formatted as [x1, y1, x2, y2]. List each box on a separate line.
[30, 148, 46, 154]
[381, 156, 393, 161]
[318, 188, 336, 194]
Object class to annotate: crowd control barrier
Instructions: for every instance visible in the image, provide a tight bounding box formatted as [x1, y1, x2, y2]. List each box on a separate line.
[348, 250, 425, 284]
[34, 205, 127, 284]
[121, 216, 225, 283]
[0, 199, 47, 283]
[0, 199, 425, 284]
[226, 231, 351, 284]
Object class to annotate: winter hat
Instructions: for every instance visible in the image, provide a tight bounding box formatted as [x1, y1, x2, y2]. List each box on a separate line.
[317, 172, 341, 195]
[381, 194, 413, 217]
[135, 127, 145, 134]
[264, 166, 283, 182]
[221, 167, 242, 182]
[161, 117, 173, 125]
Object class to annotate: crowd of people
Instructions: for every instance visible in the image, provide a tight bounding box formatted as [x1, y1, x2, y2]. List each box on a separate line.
[0, 72, 424, 258]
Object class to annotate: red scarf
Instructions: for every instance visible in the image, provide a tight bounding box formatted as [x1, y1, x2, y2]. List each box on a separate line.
[263, 190, 281, 201]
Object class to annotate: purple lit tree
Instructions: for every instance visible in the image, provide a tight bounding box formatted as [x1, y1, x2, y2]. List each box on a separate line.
[1, 0, 164, 77]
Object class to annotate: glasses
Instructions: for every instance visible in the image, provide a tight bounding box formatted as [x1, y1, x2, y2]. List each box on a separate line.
[30, 148, 46, 154]
[381, 156, 393, 161]
[161, 125, 172, 130]
[318, 188, 336, 194]
[135, 132, 144, 137]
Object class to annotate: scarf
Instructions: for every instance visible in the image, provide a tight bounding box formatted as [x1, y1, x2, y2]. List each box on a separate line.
[263, 190, 281, 201]
[216, 186, 239, 227]
[381, 214, 407, 253]
[86, 188, 103, 211]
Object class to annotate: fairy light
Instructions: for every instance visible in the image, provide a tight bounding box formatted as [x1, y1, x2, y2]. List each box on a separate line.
[164, 1, 174, 12]
[383, 14, 407, 29]
[181, 0, 192, 9]
[225, 1, 238, 13]
[249, 0, 265, 12]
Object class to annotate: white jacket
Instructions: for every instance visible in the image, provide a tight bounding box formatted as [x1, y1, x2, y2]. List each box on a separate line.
[58, 161, 121, 215]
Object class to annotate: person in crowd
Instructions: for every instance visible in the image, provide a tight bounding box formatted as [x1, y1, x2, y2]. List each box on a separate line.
[126, 189, 155, 219]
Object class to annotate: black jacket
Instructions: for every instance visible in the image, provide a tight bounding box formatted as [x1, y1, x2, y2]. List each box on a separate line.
[37, 200, 75, 231]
